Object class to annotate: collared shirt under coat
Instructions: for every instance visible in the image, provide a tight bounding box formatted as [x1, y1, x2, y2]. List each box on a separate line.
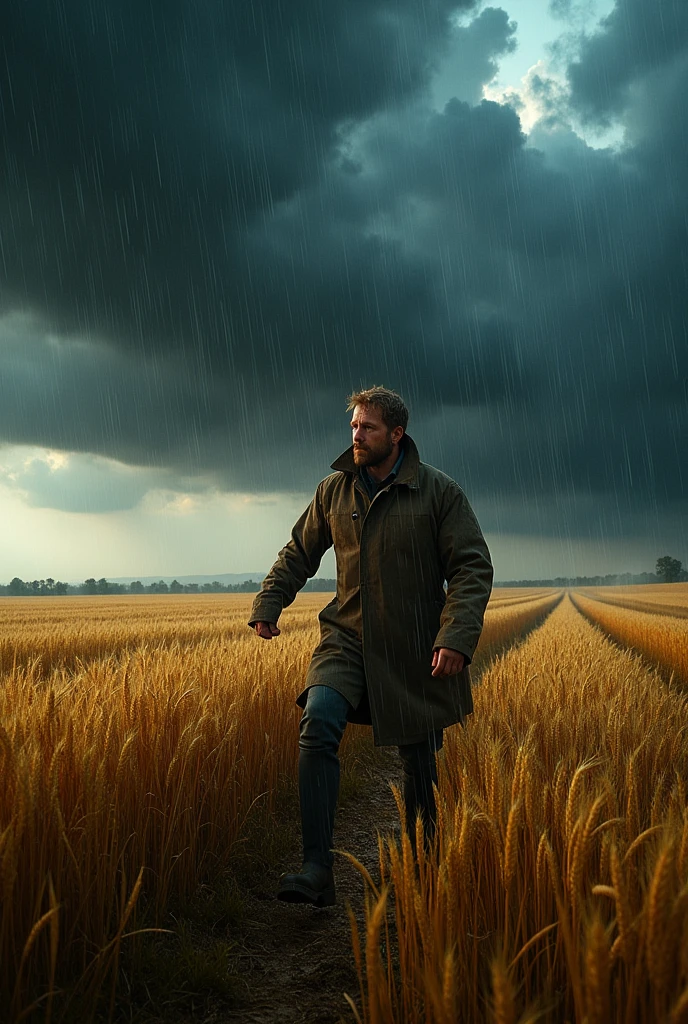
[359, 446, 405, 501]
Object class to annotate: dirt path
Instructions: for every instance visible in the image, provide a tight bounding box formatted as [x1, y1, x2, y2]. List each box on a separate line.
[221, 745, 404, 1024]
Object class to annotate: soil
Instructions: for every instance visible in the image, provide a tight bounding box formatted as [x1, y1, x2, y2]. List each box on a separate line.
[112, 737, 405, 1024]
[219, 744, 404, 1024]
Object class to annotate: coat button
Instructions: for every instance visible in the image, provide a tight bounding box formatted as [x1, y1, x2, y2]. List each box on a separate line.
[352, 511, 359, 520]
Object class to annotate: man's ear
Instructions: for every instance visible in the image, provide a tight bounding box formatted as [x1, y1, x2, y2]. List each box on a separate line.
[393, 426, 404, 444]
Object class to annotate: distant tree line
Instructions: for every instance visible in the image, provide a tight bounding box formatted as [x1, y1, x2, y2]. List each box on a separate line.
[1, 555, 684, 596]
[0, 576, 338, 596]
[493, 556, 687, 588]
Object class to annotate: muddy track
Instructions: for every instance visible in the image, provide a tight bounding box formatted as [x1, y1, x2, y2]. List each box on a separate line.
[153, 639, 548, 1023]
[220, 746, 403, 1024]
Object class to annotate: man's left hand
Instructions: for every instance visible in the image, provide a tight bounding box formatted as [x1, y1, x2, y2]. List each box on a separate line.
[431, 647, 465, 677]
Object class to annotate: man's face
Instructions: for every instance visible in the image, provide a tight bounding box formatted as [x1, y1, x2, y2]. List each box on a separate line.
[350, 403, 396, 467]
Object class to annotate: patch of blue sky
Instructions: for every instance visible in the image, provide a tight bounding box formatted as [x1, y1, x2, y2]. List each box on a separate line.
[431, 0, 622, 149]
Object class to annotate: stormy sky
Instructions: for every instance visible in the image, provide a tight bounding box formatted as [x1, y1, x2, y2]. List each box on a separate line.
[0, 0, 686, 582]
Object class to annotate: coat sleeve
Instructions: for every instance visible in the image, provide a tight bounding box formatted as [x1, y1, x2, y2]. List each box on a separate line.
[432, 483, 493, 664]
[248, 481, 333, 627]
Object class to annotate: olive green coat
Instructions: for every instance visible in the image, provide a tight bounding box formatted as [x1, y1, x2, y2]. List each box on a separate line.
[248, 433, 493, 746]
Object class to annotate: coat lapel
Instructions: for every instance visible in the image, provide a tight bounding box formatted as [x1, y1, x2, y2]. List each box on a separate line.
[330, 432, 421, 490]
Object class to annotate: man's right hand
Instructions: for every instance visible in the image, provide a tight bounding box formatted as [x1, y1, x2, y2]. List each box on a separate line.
[254, 621, 281, 639]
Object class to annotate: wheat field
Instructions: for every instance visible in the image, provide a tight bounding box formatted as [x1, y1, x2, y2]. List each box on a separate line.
[0, 589, 556, 1020]
[2, 586, 685, 1020]
[571, 589, 688, 688]
[348, 593, 688, 1023]
[577, 583, 688, 619]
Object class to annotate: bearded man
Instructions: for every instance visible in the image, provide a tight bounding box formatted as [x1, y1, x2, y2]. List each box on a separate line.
[249, 386, 493, 907]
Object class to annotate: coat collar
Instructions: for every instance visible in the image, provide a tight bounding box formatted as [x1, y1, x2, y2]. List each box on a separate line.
[330, 432, 421, 490]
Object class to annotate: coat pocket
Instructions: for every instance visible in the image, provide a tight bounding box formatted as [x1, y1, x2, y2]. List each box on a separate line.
[328, 511, 355, 548]
[382, 512, 432, 554]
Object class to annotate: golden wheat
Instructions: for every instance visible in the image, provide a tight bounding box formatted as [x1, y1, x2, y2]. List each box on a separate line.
[0, 588, 558, 680]
[0, 593, 325, 676]
[0, 589, 546, 1019]
[486, 589, 559, 607]
[579, 583, 688, 618]
[472, 592, 563, 663]
[571, 589, 688, 687]
[349, 595, 688, 1023]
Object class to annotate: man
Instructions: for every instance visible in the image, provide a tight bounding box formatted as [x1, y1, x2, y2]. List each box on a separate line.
[249, 386, 493, 908]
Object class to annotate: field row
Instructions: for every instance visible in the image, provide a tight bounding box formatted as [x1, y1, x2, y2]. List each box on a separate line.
[0, 589, 559, 676]
[0, 595, 275, 676]
[578, 583, 688, 619]
[483, 589, 558, 606]
[571, 590, 688, 688]
[351, 595, 688, 1023]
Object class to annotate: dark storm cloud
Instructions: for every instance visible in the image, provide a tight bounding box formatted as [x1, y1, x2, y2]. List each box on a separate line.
[431, 7, 517, 105]
[0, 0, 686, 543]
[566, 0, 688, 124]
[0, 0, 472, 345]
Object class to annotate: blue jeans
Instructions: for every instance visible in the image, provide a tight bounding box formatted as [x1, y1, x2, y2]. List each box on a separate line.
[298, 684, 443, 868]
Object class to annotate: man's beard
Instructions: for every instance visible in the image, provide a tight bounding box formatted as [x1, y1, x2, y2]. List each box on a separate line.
[353, 437, 394, 467]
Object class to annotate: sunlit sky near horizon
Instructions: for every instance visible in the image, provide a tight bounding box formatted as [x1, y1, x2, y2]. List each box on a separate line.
[1, 0, 685, 583]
